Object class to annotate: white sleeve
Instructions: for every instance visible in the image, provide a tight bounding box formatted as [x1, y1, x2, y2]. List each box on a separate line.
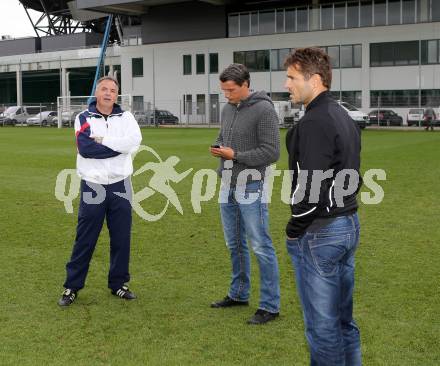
[102, 111, 142, 154]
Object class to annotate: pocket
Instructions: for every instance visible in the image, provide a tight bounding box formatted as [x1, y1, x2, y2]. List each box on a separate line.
[308, 234, 350, 277]
[286, 237, 301, 257]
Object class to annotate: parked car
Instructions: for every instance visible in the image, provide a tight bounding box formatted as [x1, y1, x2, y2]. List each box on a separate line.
[338, 101, 370, 129]
[406, 108, 437, 126]
[133, 111, 148, 125]
[368, 109, 403, 126]
[0, 106, 30, 126]
[147, 110, 179, 125]
[52, 111, 80, 127]
[26, 111, 57, 126]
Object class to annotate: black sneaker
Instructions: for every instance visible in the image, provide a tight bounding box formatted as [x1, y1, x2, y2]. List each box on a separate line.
[58, 288, 77, 307]
[111, 285, 136, 300]
[210, 296, 249, 308]
[247, 309, 279, 325]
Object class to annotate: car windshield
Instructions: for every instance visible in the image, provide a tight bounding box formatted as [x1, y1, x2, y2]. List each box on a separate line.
[341, 102, 358, 111]
[409, 109, 423, 114]
[5, 106, 19, 113]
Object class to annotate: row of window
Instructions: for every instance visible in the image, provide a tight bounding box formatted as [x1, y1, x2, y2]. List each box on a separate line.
[371, 39, 440, 66]
[229, 0, 440, 37]
[233, 44, 362, 72]
[183, 53, 218, 75]
[371, 89, 440, 107]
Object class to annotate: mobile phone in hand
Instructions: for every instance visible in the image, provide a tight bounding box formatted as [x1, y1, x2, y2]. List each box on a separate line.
[211, 144, 221, 148]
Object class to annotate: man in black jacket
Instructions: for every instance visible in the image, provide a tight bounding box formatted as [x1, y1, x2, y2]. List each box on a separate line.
[284, 48, 362, 365]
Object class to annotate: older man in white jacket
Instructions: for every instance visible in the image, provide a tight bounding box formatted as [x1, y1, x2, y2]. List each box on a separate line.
[58, 76, 142, 306]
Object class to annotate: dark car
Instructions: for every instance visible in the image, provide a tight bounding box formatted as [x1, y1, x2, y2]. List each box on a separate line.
[148, 110, 179, 125]
[368, 109, 403, 126]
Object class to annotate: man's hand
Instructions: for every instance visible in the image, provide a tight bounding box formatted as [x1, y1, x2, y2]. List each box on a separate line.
[210, 146, 235, 160]
[94, 136, 103, 144]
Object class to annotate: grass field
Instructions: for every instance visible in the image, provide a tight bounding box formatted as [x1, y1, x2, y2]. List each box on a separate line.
[0, 127, 439, 365]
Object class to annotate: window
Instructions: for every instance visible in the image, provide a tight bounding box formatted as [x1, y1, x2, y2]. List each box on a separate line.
[353, 45, 362, 67]
[421, 90, 440, 106]
[233, 50, 270, 72]
[240, 13, 250, 36]
[259, 10, 275, 34]
[327, 46, 340, 68]
[402, 0, 416, 24]
[196, 54, 205, 74]
[370, 41, 419, 66]
[417, 0, 429, 23]
[297, 7, 308, 32]
[370, 90, 419, 107]
[388, 0, 401, 25]
[229, 14, 239, 37]
[374, 0, 386, 26]
[133, 96, 144, 111]
[421, 40, 439, 64]
[285, 8, 296, 32]
[321, 5, 333, 30]
[271, 48, 291, 71]
[184, 94, 192, 114]
[183, 55, 192, 75]
[330, 91, 362, 108]
[433, 1, 440, 21]
[360, 1, 372, 27]
[250, 12, 258, 35]
[334, 3, 346, 29]
[340, 45, 353, 68]
[209, 53, 218, 74]
[196, 94, 205, 115]
[276, 9, 284, 33]
[132, 58, 143, 77]
[347, 1, 359, 28]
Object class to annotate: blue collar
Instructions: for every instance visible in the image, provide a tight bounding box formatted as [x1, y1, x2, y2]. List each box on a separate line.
[87, 100, 123, 117]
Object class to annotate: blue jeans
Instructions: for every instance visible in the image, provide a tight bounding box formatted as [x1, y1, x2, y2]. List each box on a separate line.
[286, 214, 361, 366]
[219, 181, 280, 313]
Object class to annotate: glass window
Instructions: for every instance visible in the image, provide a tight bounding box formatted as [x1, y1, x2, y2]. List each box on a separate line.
[327, 46, 340, 68]
[133, 96, 144, 111]
[233, 51, 245, 64]
[388, 0, 401, 25]
[240, 13, 250, 36]
[271, 48, 290, 71]
[276, 9, 284, 33]
[245, 51, 257, 71]
[340, 45, 353, 68]
[433, 1, 440, 21]
[309, 6, 320, 31]
[256, 50, 270, 71]
[229, 14, 239, 37]
[334, 3, 346, 29]
[132, 57, 143, 77]
[297, 7, 308, 32]
[251, 12, 258, 34]
[209, 53, 218, 73]
[353, 44, 362, 67]
[428, 40, 438, 64]
[259, 10, 275, 35]
[321, 5, 333, 30]
[270, 49, 278, 71]
[374, 0, 386, 26]
[183, 55, 191, 75]
[370, 43, 380, 66]
[285, 8, 296, 32]
[395, 41, 419, 65]
[380, 44, 394, 66]
[360, 1, 373, 27]
[402, 0, 415, 24]
[196, 94, 205, 115]
[184, 94, 192, 115]
[196, 54, 205, 74]
[347, 1, 359, 28]
[417, 0, 429, 23]
[279, 48, 290, 70]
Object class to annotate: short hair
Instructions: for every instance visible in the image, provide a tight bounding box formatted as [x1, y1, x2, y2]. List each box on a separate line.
[219, 63, 251, 88]
[96, 75, 119, 90]
[284, 47, 332, 89]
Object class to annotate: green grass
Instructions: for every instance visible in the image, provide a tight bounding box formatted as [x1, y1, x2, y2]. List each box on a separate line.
[0, 127, 439, 365]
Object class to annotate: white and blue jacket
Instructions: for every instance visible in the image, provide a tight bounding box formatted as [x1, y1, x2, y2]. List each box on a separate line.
[75, 101, 142, 185]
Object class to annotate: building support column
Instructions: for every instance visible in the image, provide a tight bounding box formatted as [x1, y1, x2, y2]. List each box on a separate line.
[16, 63, 22, 106]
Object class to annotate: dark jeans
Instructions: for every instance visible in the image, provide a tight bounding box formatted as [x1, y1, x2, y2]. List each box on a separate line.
[286, 214, 361, 366]
[64, 179, 132, 292]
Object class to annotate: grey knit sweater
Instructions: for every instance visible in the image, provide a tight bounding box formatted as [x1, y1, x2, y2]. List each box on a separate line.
[215, 91, 280, 186]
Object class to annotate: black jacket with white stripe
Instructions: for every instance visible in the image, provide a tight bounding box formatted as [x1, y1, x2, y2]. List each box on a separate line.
[285, 91, 362, 238]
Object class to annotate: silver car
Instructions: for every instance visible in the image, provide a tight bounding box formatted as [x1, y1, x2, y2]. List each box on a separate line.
[26, 111, 57, 126]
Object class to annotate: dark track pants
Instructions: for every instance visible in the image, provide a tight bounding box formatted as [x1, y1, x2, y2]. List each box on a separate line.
[64, 178, 132, 292]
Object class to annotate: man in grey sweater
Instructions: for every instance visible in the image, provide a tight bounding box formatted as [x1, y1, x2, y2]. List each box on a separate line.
[210, 63, 281, 325]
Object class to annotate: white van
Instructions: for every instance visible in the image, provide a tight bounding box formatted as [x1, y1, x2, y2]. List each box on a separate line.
[337, 101, 369, 129]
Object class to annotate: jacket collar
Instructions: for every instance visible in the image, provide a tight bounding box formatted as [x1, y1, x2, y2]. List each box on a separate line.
[305, 90, 332, 113]
[87, 100, 123, 117]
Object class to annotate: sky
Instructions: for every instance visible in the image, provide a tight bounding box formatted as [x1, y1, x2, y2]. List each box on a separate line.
[0, 0, 41, 38]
